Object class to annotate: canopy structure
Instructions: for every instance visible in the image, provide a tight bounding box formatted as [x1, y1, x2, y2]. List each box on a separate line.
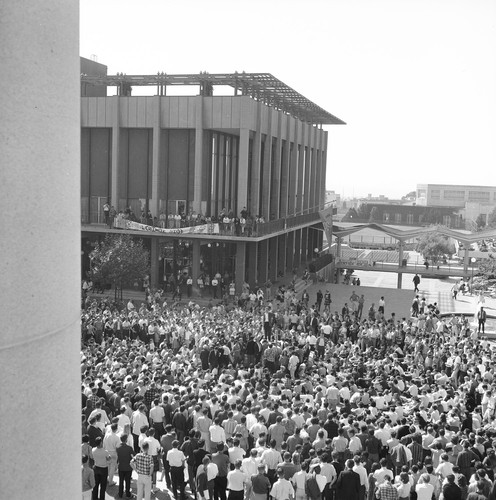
[332, 223, 496, 244]
[80, 71, 346, 125]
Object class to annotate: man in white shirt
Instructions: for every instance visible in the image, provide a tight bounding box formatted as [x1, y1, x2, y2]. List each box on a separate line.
[209, 418, 226, 452]
[227, 460, 246, 500]
[103, 423, 121, 486]
[132, 404, 149, 453]
[167, 440, 187, 500]
[149, 399, 165, 438]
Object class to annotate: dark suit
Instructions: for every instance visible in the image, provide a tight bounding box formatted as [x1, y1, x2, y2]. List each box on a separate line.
[335, 469, 361, 500]
[263, 312, 275, 340]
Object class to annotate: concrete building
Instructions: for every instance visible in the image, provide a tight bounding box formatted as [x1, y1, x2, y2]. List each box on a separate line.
[417, 183, 496, 226]
[80, 66, 345, 292]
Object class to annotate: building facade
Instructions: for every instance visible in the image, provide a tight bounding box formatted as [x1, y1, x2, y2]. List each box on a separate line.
[417, 183, 496, 226]
[80, 66, 344, 292]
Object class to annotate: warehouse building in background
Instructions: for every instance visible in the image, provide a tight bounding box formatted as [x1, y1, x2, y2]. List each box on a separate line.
[80, 59, 345, 292]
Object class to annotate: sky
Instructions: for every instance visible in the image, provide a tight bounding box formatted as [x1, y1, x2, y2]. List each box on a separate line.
[80, 0, 496, 200]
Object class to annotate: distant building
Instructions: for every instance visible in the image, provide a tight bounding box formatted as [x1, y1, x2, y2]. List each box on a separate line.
[342, 201, 462, 227]
[417, 183, 496, 227]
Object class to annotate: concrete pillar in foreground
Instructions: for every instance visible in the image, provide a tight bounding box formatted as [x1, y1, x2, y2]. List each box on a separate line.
[0, 1, 80, 499]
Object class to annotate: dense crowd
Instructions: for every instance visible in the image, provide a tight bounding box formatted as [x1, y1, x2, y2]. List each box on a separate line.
[81, 281, 496, 500]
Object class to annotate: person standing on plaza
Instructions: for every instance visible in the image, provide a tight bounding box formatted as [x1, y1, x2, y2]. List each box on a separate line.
[324, 290, 332, 313]
[132, 404, 149, 453]
[92, 436, 111, 500]
[212, 442, 231, 500]
[413, 274, 420, 293]
[82, 455, 95, 500]
[378, 296, 385, 315]
[270, 467, 295, 500]
[357, 294, 365, 320]
[116, 433, 134, 499]
[252, 463, 272, 500]
[335, 459, 361, 500]
[375, 474, 398, 500]
[131, 441, 154, 500]
[103, 422, 120, 486]
[167, 439, 187, 500]
[478, 307, 487, 334]
[316, 290, 323, 311]
[350, 291, 359, 316]
[227, 459, 247, 500]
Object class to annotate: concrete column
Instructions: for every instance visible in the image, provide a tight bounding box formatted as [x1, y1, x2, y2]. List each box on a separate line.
[259, 240, 269, 285]
[286, 232, 295, 273]
[269, 237, 278, 282]
[250, 102, 262, 217]
[111, 97, 121, 208]
[150, 95, 161, 218]
[288, 120, 299, 215]
[279, 117, 291, 218]
[296, 124, 306, 215]
[293, 230, 301, 269]
[235, 241, 246, 293]
[237, 128, 250, 214]
[270, 112, 283, 220]
[193, 96, 204, 213]
[192, 240, 201, 284]
[247, 241, 259, 288]
[301, 227, 309, 266]
[320, 129, 328, 210]
[303, 125, 312, 213]
[0, 1, 80, 498]
[261, 110, 273, 220]
[150, 237, 159, 289]
[278, 234, 287, 276]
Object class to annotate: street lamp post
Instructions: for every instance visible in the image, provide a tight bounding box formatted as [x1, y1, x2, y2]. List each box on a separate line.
[471, 257, 476, 294]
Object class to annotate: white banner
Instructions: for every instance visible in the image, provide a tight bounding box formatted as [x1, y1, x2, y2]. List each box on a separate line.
[319, 205, 334, 244]
[114, 218, 220, 235]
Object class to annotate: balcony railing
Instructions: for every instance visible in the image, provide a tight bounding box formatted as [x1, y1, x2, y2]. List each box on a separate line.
[81, 208, 322, 237]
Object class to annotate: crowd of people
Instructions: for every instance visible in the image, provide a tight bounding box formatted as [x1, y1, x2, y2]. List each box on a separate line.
[81, 278, 496, 500]
[103, 202, 269, 237]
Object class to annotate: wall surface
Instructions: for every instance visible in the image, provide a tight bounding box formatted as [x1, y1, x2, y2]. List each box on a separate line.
[0, 1, 81, 498]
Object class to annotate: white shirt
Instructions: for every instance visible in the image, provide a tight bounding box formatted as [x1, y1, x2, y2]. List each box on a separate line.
[209, 424, 226, 443]
[167, 448, 186, 467]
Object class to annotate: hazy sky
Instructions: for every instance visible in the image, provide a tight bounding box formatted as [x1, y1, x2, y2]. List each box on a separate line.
[80, 0, 496, 199]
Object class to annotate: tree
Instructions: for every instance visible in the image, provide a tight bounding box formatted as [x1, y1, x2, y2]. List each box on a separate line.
[88, 234, 150, 299]
[342, 207, 358, 222]
[487, 206, 496, 228]
[369, 206, 379, 222]
[478, 255, 496, 280]
[475, 213, 487, 230]
[415, 229, 456, 263]
[356, 203, 371, 220]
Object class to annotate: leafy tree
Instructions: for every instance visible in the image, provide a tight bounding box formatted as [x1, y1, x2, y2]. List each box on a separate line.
[475, 214, 486, 230]
[342, 207, 358, 221]
[369, 206, 379, 222]
[488, 206, 496, 228]
[478, 255, 496, 280]
[357, 203, 371, 220]
[88, 234, 150, 299]
[402, 191, 416, 200]
[415, 229, 456, 263]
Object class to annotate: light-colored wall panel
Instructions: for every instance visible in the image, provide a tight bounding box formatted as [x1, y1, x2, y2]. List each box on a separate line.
[231, 97, 241, 128]
[146, 97, 156, 127]
[178, 97, 189, 128]
[221, 97, 232, 128]
[160, 97, 170, 128]
[203, 97, 213, 129]
[187, 97, 196, 127]
[127, 98, 138, 127]
[96, 97, 106, 126]
[212, 98, 223, 128]
[119, 98, 128, 126]
[88, 98, 97, 127]
[136, 98, 147, 127]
